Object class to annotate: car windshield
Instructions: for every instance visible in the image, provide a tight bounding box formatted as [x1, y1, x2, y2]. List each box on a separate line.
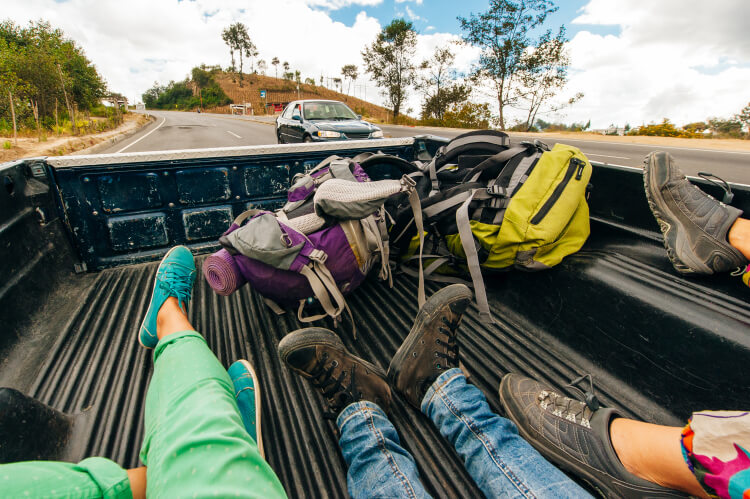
[303, 102, 358, 121]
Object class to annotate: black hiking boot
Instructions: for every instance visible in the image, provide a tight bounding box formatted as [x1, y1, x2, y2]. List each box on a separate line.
[499, 374, 687, 498]
[387, 284, 473, 409]
[278, 328, 392, 417]
[643, 151, 747, 275]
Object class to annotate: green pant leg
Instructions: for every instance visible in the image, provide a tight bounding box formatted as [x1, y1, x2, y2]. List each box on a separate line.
[139, 330, 286, 498]
[0, 457, 131, 498]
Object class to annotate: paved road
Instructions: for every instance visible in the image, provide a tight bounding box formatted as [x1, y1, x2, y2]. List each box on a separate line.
[100, 111, 749, 184]
[380, 125, 750, 184]
[98, 110, 275, 154]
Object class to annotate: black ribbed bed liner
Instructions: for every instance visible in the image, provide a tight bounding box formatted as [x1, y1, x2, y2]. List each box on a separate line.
[25, 255, 663, 498]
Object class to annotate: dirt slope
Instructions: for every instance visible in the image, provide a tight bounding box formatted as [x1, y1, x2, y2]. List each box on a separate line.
[211, 73, 396, 122]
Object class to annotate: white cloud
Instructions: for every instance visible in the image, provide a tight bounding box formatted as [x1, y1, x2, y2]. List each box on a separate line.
[557, 0, 750, 128]
[8, 0, 743, 127]
[395, 0, 423, 4]
[305, 0, 382, 9]
[3, 0, 384, 105]
[405, 6, 421, 21]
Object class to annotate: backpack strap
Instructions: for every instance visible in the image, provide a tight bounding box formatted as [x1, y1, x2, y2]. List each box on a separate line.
[465, 146, 530, 183]
[424, 131, 510, 197]
[329, 159, 358, 182]
[232, 209, 264, 227]
[298, 256, 357, 338]
[456, 189, 495, 323]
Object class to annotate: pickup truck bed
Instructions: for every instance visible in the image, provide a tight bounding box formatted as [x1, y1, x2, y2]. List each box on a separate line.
[1, 138, 748, 497]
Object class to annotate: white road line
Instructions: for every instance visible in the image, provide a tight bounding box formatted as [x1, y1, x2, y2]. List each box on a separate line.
[584, 153, 631, 160]
[117, 116, 166, 153]
[226, 130, 242, 139]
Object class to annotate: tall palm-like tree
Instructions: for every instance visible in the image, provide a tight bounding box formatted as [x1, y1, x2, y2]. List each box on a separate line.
[271, 57, 279, 78]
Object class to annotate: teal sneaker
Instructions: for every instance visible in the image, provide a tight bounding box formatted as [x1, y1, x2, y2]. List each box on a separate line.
[228, 359, 265, 458]
[138, 246, 196, 348]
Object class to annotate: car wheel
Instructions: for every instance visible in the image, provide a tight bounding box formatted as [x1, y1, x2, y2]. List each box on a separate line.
[303, 135, 313, 143]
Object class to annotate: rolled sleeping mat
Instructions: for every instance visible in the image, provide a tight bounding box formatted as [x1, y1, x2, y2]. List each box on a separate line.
[203, 249, 247, 295]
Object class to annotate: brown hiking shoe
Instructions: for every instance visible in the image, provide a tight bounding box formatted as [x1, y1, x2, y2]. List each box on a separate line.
[278, 328, 392, 417]
[644, 151, 747, 274]
[387, 284, 473, 409]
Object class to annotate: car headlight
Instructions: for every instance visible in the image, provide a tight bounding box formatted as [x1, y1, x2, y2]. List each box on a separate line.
[316, 130, 341, 138]
[370, 130, 384, 138]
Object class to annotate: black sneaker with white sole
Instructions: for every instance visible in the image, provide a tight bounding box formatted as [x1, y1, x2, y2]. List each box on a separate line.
[643, 151, 747, 275]
[499, 374, 688, 498]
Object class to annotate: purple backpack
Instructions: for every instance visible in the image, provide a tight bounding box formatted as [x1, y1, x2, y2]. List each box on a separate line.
[205, 155, 424, 330]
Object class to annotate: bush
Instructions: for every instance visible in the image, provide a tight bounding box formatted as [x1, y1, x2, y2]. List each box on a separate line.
[628, 119, 701, 138]
[142, 69, 232, 110]
[420, 102, 491, 129]
[3, 141, 11, 149]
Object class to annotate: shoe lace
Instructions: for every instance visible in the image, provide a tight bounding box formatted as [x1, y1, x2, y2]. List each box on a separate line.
[308, 353, 358, 419]
[159, 264, 195, 312]
[537, 374, 600, 428]
[434, 316, 459, 370]
[698, 172, 734, 204]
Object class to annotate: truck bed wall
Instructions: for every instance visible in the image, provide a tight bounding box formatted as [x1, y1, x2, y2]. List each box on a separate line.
[0, 139, 748, 496]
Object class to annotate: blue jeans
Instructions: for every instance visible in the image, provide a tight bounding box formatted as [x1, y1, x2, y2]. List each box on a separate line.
[336, 368, 592, 499]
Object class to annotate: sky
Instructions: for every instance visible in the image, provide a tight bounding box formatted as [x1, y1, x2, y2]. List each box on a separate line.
[4, 0, 749, 128]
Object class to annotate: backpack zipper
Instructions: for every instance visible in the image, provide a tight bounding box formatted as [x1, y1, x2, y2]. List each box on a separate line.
[530, 157, 584, 225]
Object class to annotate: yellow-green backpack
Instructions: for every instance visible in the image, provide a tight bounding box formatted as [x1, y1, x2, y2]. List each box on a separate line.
[402, 140, 592, 322]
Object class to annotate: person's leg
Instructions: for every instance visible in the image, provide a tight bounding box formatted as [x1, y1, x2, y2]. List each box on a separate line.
[138, 246, 286, 498]
[426, 370, 590, 498]
[279, 327, 430, 499]
[388, 284, 589, 498]
[728, 217, 750, 259]
[0, 457, 136, 498]
[643, 151, 748, 275]
[337, 401, 431, 499]
[500, 374, 696, 498]
[610, 419, 707, 497]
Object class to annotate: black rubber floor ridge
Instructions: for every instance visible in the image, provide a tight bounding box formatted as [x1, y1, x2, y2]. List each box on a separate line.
[25, 255, 661, 497]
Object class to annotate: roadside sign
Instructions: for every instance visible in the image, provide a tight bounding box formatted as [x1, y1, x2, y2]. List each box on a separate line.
[260, 90, 266, 99]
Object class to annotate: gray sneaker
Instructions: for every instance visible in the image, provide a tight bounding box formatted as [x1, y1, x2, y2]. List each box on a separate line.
[643, 151, 746, 275]
[499, 374, 687, 498]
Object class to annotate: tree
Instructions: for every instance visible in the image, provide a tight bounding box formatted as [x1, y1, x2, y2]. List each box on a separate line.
[271, 57, 279, 78]
[283, 61, 290, 72]
[0, 20, 106, 134]
[362, 19, 418, 121]
[417, 46, 470, 121]
[333, 77, 342, 92]
[304, 77, 316, 86]
[341, 64, 358, 95]
[459, 0, 557, 129]
[516, 27, 579, 131]
[221, 25, 238, 81]
[708, 117, 743, 138]
[737, 102, 750, 136]
[232, 22, 255, 86]
[257, 59, 267, 75]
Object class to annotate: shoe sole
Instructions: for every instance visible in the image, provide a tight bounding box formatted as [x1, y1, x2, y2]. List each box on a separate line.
[642, 155, 704, 275]
[387, 284, 472, 406]
[138, 245, 186, 348]
[278, 328, 387, 379]
[498, 378, 685, 499]
[236, 359, 265, 460]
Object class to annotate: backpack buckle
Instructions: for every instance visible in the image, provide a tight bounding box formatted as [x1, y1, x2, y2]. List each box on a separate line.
[400, 174, 417, 189]
[486, 185, 507, 196]
[519, 139, 550, 151]
[309, 249, 328, 264]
